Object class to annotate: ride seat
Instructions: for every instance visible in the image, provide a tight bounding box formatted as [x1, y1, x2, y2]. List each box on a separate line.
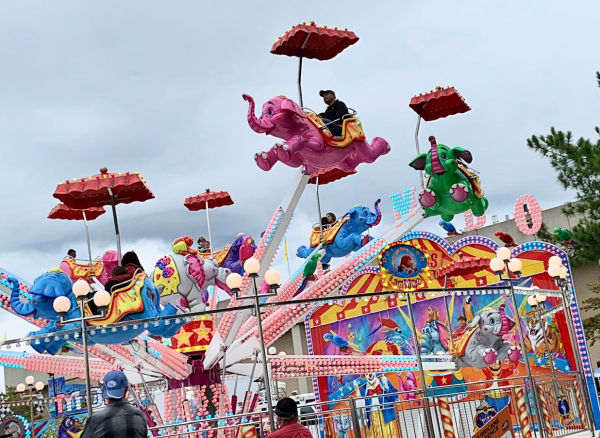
[305, 110, 366, 148]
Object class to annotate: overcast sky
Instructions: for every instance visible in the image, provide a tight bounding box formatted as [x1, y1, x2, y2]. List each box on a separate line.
[1, 1, 599, 386]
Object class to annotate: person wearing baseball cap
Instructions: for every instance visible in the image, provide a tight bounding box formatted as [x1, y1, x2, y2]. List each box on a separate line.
[268, 397, 312, 437]
[317, 90, 349, 137]
[81, 370, 148, 438]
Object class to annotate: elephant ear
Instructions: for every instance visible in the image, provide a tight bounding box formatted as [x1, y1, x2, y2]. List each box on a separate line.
[468, 314, 481, 329]
[453, 147, 473, 164]
[409, 154, 427, 170]
[281, 98, 307, 119]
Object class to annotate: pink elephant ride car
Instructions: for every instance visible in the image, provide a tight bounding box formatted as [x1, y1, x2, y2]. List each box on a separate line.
[243, 94, 390, 173]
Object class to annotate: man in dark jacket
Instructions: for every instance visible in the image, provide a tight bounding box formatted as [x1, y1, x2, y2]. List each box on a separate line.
[318, 90, 349, 137]
[268, 397, 312, 437]
[81, 370, 148, 438]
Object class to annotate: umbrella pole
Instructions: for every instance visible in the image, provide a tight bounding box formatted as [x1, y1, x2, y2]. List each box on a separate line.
[415, 114, 424, 189]
[316, 175, 324, 242]
[107, 188, 122, 264]
[297, 56, 304, 107]
[82, 211, 93, 274]
[205, 200, 213, 257]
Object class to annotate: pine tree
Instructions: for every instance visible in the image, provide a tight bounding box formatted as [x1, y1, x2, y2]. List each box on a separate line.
[527, 71, 600, 342]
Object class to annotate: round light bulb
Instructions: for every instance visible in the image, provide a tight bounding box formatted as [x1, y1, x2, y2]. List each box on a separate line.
[548, 265, 561, 278]
[25, 375, 35, 386]
[548, 256, 563, 268]
[278, 351, 287, 356]
[264, 269, 281, 286]
[226, 273, 243, 290]
[16, 383, 26, 393]
[72, 279, 91, 298]
[527, 296, 538, 306]
[268, 346, 277, 355]
[53, 296, 72, 314]
[93, 290, 111, 308]
[507, 258, 523, 273]
[489, 257, 505, 273]
[35, 381, 44, 391]
[244, 257, 260, 275]
[537, 294, 547, 302]
[559, 266, 569, 279]
[496, 247, 512, 261]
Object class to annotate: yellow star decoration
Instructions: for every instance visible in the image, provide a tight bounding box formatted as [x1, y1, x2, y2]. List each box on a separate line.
[193, 322, 212, 342]
[173, 329, 194, 348]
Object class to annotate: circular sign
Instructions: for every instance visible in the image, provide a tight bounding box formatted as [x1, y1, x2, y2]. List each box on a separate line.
[0, 415, 27, 438]
[378, 243, 428, 290]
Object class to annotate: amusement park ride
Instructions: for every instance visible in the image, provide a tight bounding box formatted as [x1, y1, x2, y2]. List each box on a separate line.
[0, 21, 598, 438]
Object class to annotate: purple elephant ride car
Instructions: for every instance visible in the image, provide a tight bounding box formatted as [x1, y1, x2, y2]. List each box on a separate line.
[243, 94, 390, 173]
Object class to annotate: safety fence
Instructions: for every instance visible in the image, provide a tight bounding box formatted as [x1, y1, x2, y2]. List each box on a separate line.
[147, 374, 591, 438]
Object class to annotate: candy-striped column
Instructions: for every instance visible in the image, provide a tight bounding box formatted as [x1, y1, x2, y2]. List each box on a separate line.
[538, 385, 553, 437]
[573, 382, 588, 428]
[438, 397, 456, 438]
[515, 387, 533, 438]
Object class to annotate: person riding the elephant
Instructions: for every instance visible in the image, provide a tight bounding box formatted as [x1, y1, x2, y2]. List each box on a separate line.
[320, 212, 337, 230]
[197, 236, 210, 253]
[66, 249, 76, 259]
[121, 251, 144, 271]
[103, 251, 144, 294]
[318, 90, 349, 137]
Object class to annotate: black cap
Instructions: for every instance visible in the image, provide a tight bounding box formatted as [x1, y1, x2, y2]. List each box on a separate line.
[319, 89, 335, 97]
[274, 397, 298, 419]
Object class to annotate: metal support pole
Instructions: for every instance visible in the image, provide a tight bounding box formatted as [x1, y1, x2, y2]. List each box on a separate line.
[348, 397, 363, 438]
[406, 293, 436, 438]
[205, 200, 213, 257]
[559, 284, 595, 434]
[82, 212, 93, 274]
[106, 188, 122, 264]
[504, 264, 545, 438]
[251, 276, 275, 431]
[297, 57, 304, 107]
[414, 115, 424, 189]
[79, 299, 93, 416]
[28, 388, 35, 438]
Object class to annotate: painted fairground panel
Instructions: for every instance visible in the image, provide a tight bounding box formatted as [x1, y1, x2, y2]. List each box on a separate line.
[34, 413, 87, 438]
[305, 231, 600, 436]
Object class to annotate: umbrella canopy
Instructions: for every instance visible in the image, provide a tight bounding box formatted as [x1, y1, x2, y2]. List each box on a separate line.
[409, 86, 470, 121]
[184, 189, 234, 211]
[308, 167, 356, 185]
[271, 22, 359, 60]
[48, 204, 106, 221]
[53, 167, 154, 209]
[433, 255, 490, 279]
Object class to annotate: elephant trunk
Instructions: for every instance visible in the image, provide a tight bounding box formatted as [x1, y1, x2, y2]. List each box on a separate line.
[243, 94, 272, 134]
[8, 277, 35, 316]
[497, 304, 515, 335]
[429, 136, 445, 175]
[366, 199, 382, 227]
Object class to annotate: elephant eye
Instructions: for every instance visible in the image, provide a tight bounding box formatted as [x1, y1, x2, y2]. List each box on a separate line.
[490, 318, 495, 324]
[267, 108, 274, 116]
[441, 152, 447, 159]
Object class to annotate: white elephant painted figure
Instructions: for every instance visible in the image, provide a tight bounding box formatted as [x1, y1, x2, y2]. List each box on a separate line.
[154, 252, 231, 312]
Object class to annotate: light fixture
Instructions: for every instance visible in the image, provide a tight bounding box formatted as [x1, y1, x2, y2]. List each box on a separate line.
[527, 295, 538, 307]
[35, 381, 44, 391]
[53, 296, 72, 315]
[244, 257, 260, 276]
[507, 258, 523, 274]
[496, 247, 511, 261]
[548, 256, 563, 268]
[264, 269, 281, 286]
[268, 346, 277, 355]
[226, 273, 243, 291]
[559, 266, 569, 279]
[490, 257, 505, 274]
[16, 383, 26, 393]
[72, 279, 91, 299]
[25, 375, 35, 386]
[548, 265, 562, 279]
[93, 290, 111, 308]
[278, 351, 287, 356]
